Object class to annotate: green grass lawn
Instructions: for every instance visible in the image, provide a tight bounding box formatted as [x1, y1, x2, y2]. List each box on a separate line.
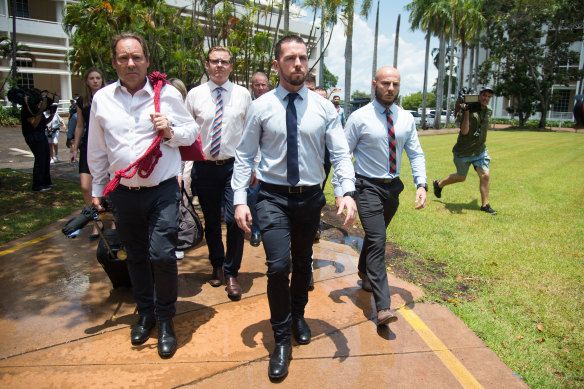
[390, 131, 583, 388]
[0, 169, 85, 245]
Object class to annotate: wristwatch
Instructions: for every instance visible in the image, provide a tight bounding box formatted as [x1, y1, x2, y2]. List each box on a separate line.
[417, 183, 428, 191]
[343, 191, 357, 198]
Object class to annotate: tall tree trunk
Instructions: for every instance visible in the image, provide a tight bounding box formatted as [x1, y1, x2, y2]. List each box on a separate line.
[468, 44, 474, 88]
[473, 44, 480, 90]
[393, 13, 400, 68]
[343, 6, 354, 117]
[371, 0, 379, 99]
[422, 30, 430, 129]
[446, 13, 456, 124]
[436, 30, 446, 126]
[284, 0, 290, 33]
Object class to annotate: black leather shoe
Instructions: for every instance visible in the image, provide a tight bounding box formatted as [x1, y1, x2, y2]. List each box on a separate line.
[292, 317, 311, 345]
[130, 315, 155, 345]
[268, 344, 292, 380]
[250, 232, 261, 247]
[157, 320, 177, 358]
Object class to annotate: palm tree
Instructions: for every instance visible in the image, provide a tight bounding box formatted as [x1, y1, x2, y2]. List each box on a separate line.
[342, 0, 372, 117]
[455, 0, 485, 94]
[406, 0, 449, 129]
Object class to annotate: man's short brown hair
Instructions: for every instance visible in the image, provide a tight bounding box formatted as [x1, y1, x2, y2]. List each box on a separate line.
[111, 32, 150, 60]
[274, 35, 306, 61]
[207, 46, 232, 63]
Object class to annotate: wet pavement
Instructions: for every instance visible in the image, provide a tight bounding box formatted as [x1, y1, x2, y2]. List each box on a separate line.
[0, 125, 528, 388]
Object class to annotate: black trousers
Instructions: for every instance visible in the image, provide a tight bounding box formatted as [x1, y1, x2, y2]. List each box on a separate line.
[192, 160, 244, 278]
[257, 184, 325, 345]
[355, 176, 404, 312]
[109, 178, 180, 322]
[23, 131, 51, 190]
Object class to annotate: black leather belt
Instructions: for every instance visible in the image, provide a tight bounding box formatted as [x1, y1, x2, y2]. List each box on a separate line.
[355, 173, 395, 184]
[118, 177, 175, 191]
[200, 157, 235, 166]
[261, 182, 321, 194]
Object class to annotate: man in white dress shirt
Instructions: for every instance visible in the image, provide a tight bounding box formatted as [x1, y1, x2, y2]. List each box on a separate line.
[342, 66, 427, 326]
[88, 32, 199, 359]
[185, 46, 252, 300]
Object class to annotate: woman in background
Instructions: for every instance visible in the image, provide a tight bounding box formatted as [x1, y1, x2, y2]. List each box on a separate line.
[71, 67, 108, 240]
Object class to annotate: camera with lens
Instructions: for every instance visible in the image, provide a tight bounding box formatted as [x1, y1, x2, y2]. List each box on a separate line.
[457, 87, 481, 113]
[7, 87, 59, 116]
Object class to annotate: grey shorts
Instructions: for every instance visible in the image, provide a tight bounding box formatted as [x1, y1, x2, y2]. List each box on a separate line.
[453, 150, 490, 176]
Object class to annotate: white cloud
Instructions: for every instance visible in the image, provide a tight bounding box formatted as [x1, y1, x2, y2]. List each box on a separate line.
[324, 15, 438, 98]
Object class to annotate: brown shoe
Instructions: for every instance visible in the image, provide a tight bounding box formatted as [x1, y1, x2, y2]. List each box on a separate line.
[358, 271, 373, 292]
[225, 277, 242, 301]
[377, 309, 398, 326]
[209, 267, 224, 287]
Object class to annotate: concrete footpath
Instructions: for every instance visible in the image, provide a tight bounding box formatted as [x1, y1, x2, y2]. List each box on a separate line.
[0, 126, 528, 388]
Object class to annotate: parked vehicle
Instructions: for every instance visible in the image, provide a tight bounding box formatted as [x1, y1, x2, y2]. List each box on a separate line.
[408, 110, 432, 128]
[429, 110, 454, 124]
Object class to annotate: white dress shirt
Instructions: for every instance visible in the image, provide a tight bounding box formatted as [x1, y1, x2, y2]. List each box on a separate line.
[342, 99, 426, 187]
[232, 84, 356, 205]
[88, 78, 199, 197]
[185, 80, 251, 161]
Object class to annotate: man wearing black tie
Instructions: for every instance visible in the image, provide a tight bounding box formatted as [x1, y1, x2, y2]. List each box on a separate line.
[232, 35, 357, 381]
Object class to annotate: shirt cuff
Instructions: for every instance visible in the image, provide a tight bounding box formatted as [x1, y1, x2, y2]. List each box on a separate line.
[334, 179, 356, 197]
[93, 183, 106, 198]
[233, 190, 248, 206]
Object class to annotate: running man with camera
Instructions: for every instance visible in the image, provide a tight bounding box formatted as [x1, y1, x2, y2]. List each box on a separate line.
[432, 85, 498, 215]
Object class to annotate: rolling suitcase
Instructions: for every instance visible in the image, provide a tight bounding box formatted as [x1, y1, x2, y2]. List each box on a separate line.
[95, 225, 132, 289]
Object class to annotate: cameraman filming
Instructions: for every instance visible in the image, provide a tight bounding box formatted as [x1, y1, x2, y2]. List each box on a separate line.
[432, 85, 497, 215]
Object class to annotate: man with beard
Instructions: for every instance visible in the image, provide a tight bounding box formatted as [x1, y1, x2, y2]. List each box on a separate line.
[185, 46, 252, 300]
[232, 35, 357, 380]
[341, 66, 427, 326]
[332, 95, 346, 127]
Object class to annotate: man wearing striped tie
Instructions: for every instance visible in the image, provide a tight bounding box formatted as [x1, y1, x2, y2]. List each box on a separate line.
[185, 46, 252, 300]
[342, 66, 427, 326]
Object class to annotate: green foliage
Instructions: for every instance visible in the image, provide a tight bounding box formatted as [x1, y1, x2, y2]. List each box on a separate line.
[62, 0, 312, 88]
[402, 91, 436, 111]
[480, 0, 584, 128]
[0, 169, 85, 244]
[322, 63, 338, 91]
[351, 90, 370, 100]
[0, 107, 20, 126]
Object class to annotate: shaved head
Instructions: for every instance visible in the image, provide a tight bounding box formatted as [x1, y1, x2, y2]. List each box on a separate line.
[373, 66, 401, 107]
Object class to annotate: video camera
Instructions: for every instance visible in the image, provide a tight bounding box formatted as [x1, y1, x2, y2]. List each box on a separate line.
[457, 87, 481, 113]
[7, 87, 59, 116]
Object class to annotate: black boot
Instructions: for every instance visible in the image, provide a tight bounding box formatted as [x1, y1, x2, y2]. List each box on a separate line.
[292, 317, 311, 345]
[157, 320, 177, 358]
[268, 343, 292, 380]
[130, 315, 155, 345]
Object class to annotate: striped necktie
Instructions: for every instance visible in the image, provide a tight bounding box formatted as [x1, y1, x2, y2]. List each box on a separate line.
[210, 87, 223, 157]
[386, 107, 397, 174]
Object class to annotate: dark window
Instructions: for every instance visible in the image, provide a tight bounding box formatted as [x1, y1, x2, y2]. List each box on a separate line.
[16, 60, 34, 89]
[552, 90, 570, 113]
[11, 0, 30, 18]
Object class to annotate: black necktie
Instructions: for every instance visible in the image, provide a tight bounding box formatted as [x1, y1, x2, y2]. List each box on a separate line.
[286, 92, 299, 186]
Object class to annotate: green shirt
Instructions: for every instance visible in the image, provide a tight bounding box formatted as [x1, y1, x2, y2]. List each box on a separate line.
[452, 105, 492, 157]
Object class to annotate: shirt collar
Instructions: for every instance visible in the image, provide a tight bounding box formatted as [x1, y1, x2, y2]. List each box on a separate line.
[373, 98, 396, 115]
[115, 77, 153, 96]
[275, 84, 307, 101]
[208, 79, 232, 92]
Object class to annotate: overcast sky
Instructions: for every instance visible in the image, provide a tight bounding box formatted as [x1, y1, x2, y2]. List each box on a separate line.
[302, 0, 440, 98]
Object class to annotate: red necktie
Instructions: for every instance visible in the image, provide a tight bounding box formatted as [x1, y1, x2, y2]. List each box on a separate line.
[386, 107, 397, 174]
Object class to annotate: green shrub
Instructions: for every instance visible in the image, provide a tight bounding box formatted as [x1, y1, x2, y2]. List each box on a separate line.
[0, 107, 20, 126]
